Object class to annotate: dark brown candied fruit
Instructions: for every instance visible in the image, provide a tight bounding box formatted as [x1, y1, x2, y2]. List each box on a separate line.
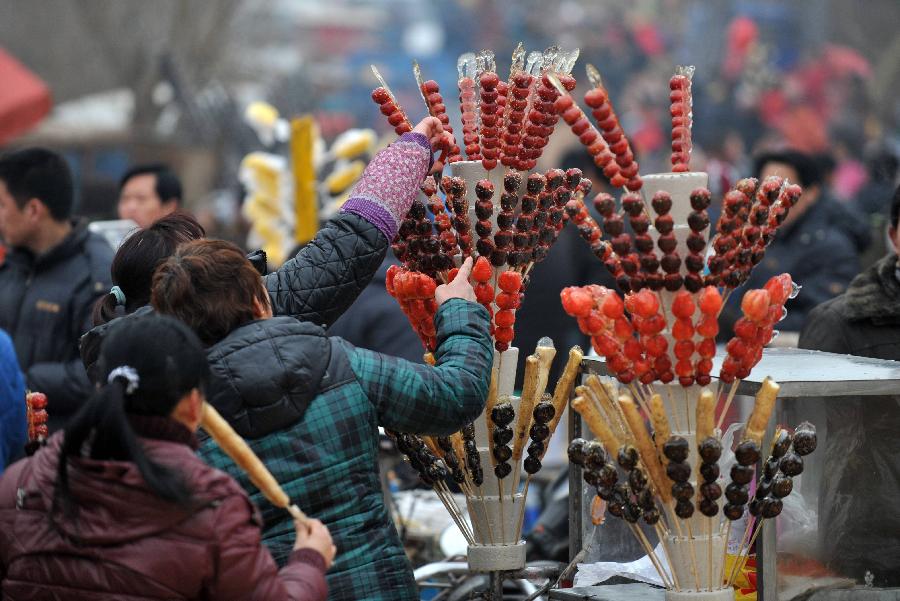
[529, 423, 550, 441]
[490, 250, 508, 267]
[532, 401, 555, 424]
[494, 462, 512, 479]
[607, 498, 625, 518]
[492, 445, 512, 462]
[748, 498, 761, 517]
[771, 475, 793, 498]
[475, 179, 495, 201]
[617, 444, 639, 470]
[527, 440, 545, 457]
[597, 463, 619, 487]
[688, 211, 710, 232]
[638, 488, 655, 510]
[593, 193, 616, 217]
[513, 231, 529, 249]
[492, 426, 513, 446]
[475, 238, 494, 257]
[779, 451, 803, 476]
[730, 464, 754, 485]
[475, 220, 492, 238]
[760, 497, 783, 518]
[700, 462, 720, 482]
[651, 191, 673, 215]
[699, 498, 719, 517]
[491, 402, 515, 426]
[585, 441, 608, 470]
[684, 273, 704, 292]
[448, 177, 466, 196]
[545, 169, 565, 189]
[655, 214, 675, 235]
[583, 469, 602, 487]
[792, 422, 818, 456]
[630, 214, 650, 234]
[700, 482, 722, 501]
[735, 440, 761, 465]
[524, 456, 542, 474]
[697, 436, 722, 463]
[416, 220, 433, 236]
[724, 503, 744, 520]
[634, 235, 654, 254]
[605, 214, 625, 236]
[689, 188, 712, 211]
[671, 482, 695, 501]
[504, 172, 522, 193]
[471, 466, 485, 487]
[686, 233, 706, 253]
[667, 461, 691, 483]
[475, 201, 493, 221]
[763, 457, 780, 480]
[643, 507, 661, 525]
[628, 467, 648, 491]
[520, 195, 537, 213]
[725, 482, 749, 504]
[596, 486, 614, 501]
[771, 429, 792, 458]
[658, 234, 677, 254]
[622, 193, 644, 216]
[674, 499, 695, 519]
[639, 255, 660, 273]
[685, 253, 705, 273]
[494, 230, 513, 247]
[500, 192, 517, 211]
[663, 436, 690, 462]
[612, 234, 632, 256]
[409, 200, 427, 220]
[497, 211, 515, 229]
[660, 254, 681, 275]
[754, 478, 771, 499]
[526, 173, 545, 195]
[623, 502, 642, 523]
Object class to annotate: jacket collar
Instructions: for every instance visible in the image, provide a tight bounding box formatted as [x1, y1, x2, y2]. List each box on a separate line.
[8, 218, 90, 271]
[842, 254, 900, 323]
[128, 414, 199, 450]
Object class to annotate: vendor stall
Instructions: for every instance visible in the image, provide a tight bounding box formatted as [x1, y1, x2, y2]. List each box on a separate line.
[566, 349, 900, 600]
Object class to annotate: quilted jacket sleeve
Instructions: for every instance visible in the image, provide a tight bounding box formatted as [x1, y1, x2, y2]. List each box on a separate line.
[265, 213, 387, 328]
[339, 299, 493, 436]
[207, 492, 328, 601]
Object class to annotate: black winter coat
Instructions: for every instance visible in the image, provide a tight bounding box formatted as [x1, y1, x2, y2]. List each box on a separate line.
[0, 220, 112, 432]
[80, 212, 387, 381]
[799, 253, 900, 586]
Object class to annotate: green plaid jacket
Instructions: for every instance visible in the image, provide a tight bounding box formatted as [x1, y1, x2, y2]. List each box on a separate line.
[198, 299, 492, 600]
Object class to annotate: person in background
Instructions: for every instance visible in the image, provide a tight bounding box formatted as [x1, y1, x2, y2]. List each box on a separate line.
[854, 146, 899, 267]
[0, 314, 333, 600]
[798, 184, 900, 586]
[328, 249, 424, 363]
[0, 148, 113, 433]
[118, 163, 183, 228]
[719, 150, 859, 337]
[0, 330, 25, 475]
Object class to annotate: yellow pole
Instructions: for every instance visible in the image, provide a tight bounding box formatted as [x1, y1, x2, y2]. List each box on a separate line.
[291, 115, 319, 244]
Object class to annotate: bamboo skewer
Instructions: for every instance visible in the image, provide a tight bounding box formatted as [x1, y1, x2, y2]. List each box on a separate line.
[720, 520, 733, 587]
[201, 403, 308, 524]
[629, 523, 673, 589]
[685, 521, 701, 591]
[729, 519, 764, 586]
[655, 523, 681, 591]
[715, 380, 740, 431]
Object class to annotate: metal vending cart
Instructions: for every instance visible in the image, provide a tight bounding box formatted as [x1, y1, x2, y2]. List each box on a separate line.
[558, 348, 900, 601]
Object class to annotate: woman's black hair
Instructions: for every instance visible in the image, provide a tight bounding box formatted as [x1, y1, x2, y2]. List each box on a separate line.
[92, 212, 206, 326]
[54, 314, 210, 516]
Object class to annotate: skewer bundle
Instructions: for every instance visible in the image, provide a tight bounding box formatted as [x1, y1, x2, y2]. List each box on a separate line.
[24, 391, 49, 455]
[570, 379, 817, 592]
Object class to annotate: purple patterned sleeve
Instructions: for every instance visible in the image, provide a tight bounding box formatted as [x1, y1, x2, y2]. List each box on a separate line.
[341, 132, 432, 240]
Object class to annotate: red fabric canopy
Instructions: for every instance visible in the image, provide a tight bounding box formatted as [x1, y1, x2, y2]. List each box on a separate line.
[0, 47, 51, 146]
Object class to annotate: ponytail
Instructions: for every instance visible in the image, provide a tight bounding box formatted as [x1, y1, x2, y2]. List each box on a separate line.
[53, 377, 191, 519]
[91, 291, 121, 327]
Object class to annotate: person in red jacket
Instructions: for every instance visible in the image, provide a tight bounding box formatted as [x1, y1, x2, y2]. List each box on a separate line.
[0, 313, 334, 600]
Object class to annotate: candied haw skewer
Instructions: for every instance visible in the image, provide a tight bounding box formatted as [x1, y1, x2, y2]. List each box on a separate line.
[697, 437, 723, 518]
[651, 190, 683, 292]
[552, 82, 615, 176]
[694, 286, 722, 386]
[501, 62, 534, 169]
[669, 65, 695, 173]
[470, 255, 495, 324]
[592, 191, 630, 292]
[706, 178, 756, 288]
[479, 70, 502, 171]
[509, 175, 540, 270]
[492, 177, 517, 269]
[684, 187, 712, 293]
[418, 77, 461, 164]
[371, 84, 413, 136]
[624, 192, 660, 292]
[494, 270, 522, 352]
[519, 173, 548, 268]
[444, 177, 473, 258]
[473, 179, 496, 263]
[663, 436, 696, 520]
[671, 289, 698, 386]
[457, 54, 481, 161]
[584, 64, 642, 191]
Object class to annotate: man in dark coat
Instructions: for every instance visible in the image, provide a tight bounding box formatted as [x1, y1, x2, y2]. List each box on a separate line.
[720, 150, 859, 337]
[0, 148, 113, 432]
[798, 184, 900, 586]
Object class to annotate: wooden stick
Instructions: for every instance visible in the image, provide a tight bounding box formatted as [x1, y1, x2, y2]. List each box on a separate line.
[715, 380, 740, 431]
[586, 376, 630, 443]
[707, 515, 713, 591]
[201, 403, 309, 523]
[515, 475, 532, 542]
[655, 523, 681, 591]
[439, 482, 475, 543]
[571, 395, 622, 459]
[629, 523, 672, 589]
[720, 520, 732, 588]
[665, 385, 683, 433]
[497, 475, 507, 543]
[686, 520, 701, 591]
[546, 346, 584, 437]
[729, 519, 764, 587]
[727, 516, 756, 586]
[619, 394, 671, 504]
[683, 388, 692, 433]
[483, 365, 500, 456]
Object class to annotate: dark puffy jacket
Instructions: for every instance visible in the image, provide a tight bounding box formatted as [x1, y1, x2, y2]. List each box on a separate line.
[80, 212, 387, 382]
[720, 200, 859, 337]
[198, 300, 492, 600]
[0, 424, 328, 600]
[0, 220, 112, 432]
[799, 253, 900, 586]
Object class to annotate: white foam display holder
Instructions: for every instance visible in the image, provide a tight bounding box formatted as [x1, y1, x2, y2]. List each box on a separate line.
[665, 588, 733, 601]
[467, 540, 527, 572]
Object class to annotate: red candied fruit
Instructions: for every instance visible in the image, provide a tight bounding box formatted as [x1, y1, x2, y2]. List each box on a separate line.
[495, 309, 515, 328]
[764, 273, 793, 306]
[698, 286, 723, 315]
[696, 315, 719, 338]
[498, 270, 522, 293]
[671, 291, 696, 319]
[472, 256, 493, 283]
[474, 283, 495, 305]
[741, 289, 771, 324]
[630, 289, 660, 319]
[496, 291, 520, 310]
[593, 333, 620, 357]
[672, 318, 694, 340]
[494, 326, 514, 344]
[372, 87, 391, 104]
[561, 287, 594, 317]
[601, 294, 625, 319]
